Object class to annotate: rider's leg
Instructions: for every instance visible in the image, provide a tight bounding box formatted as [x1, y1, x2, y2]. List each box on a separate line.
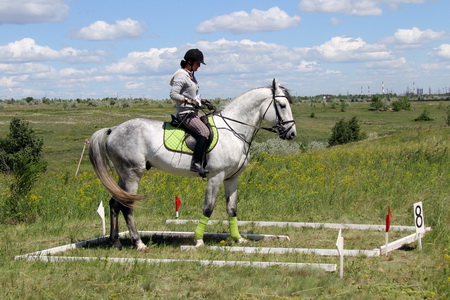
[180, 113, 210, 177]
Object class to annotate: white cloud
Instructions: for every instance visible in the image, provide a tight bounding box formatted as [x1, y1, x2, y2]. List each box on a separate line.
[299, 0, 382, 16]
[74, 18, 145, 41]
[298, 0, 424, 16]
[0, 77, 18, 88]
[329, 18, 342, 26]
[384, 27, 450, 49]
[0, 38, 106, 63]
[106, 47, 178, 74]
[196, 7, 301, 34]
[300, 36, 392, 62]
[364, 57, 411, 69]
[297, 60, 322, 72]
[125, 81, 145, 89]
[0, 0, 69, 24]
[430, 44, 450, 60]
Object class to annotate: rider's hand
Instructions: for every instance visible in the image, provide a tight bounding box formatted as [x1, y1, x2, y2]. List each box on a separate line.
[202, 99, 215, 110]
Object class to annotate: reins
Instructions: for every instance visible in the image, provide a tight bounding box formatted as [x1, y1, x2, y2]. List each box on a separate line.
[213, 88, 296, 179]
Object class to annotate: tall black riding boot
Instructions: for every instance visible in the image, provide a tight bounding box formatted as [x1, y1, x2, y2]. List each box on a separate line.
[190, 136, 209, 177]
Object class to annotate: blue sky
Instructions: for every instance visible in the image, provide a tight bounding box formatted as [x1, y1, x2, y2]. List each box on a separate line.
[0, 0, 449, 100]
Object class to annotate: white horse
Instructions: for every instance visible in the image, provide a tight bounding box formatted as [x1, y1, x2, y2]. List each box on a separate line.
[89, 79, 296, 250]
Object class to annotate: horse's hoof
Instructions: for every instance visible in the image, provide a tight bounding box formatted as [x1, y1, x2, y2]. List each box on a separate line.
[236, 237, 248, 244]
[195, 239, 205, 247]
[136, 241, 147, 251]
[111, 239, 123, 250]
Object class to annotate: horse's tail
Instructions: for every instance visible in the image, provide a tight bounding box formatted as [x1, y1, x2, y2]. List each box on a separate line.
[89, 128, 145, 207]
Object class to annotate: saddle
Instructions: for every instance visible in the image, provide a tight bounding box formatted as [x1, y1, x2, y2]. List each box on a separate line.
[163, 115, 218, 154]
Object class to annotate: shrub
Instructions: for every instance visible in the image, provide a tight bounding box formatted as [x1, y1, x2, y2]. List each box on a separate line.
[370, 95, 383, 110]
[391, 97, 412, 111]
[328, 116, 363, 146]
[0, 118, 47, 222]
[414, 109, 433, 121]
[251, 138, 301, 155]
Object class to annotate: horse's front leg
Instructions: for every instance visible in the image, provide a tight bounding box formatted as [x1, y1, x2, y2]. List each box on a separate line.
[194, 174, 224, 247]
[224, 176, 246, 244]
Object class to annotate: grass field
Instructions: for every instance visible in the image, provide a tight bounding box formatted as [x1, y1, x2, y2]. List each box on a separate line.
[0, 99, 449, 299]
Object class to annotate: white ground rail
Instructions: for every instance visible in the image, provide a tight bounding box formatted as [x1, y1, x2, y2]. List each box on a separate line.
[167, 219, 431, 256]
[14, 230, 336, 272]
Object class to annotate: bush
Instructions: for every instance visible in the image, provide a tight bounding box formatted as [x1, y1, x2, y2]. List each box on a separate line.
[328, 116, 363, 146]
[370, 95, 383, 110]
[414, 109, 433, 121]
[391, 97, 412, 111]
[0, 118, 47, 222]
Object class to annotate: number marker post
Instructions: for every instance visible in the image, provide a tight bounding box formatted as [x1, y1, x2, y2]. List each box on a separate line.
[335, 229, 344, 278]
[413, 202, 425, 250]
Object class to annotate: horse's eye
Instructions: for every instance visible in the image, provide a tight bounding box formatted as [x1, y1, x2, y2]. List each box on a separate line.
[279, 103, 286, 109]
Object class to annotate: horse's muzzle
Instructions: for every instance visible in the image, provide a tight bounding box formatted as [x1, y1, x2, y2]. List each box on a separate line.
[278, 122, 296, 140]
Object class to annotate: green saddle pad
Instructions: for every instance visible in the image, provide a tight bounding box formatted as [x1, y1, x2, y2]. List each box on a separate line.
[163, 116, 218, 154]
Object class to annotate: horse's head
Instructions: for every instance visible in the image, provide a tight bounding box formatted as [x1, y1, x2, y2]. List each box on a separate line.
[263, 79, 297, 140]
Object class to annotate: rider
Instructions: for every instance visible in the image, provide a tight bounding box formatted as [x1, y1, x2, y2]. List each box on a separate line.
[169, 48, 212, 177]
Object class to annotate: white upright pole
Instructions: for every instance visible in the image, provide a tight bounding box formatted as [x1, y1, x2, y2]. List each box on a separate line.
[75, 139, 89, 177]
[336, 229, 344, 279]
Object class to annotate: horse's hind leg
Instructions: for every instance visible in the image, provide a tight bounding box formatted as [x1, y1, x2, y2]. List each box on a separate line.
[118, 174, 147, 251]
[109, 198, 123, 249]
[121, 204, 146, 251]
[224, 176, 245, 243]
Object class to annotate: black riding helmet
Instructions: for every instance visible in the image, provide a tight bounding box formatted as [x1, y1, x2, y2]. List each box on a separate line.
[184, 49, 206, 65]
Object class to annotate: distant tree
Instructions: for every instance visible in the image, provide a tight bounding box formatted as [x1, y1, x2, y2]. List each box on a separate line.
[328, 116, 363, 146]
[370, 95, 383, 110]
[414, 109, 433, 121]
[0, 118, 47, 222]
[391, 97, 412, 111]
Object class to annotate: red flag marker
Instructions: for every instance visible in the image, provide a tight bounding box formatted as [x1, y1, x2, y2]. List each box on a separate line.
[385, 206, 392, 255]
[175, 196, 182, 219]
[385, 206, 392, 232]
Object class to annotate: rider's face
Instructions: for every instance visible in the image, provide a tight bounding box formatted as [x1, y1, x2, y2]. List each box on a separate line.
[191, 61, 201, 71]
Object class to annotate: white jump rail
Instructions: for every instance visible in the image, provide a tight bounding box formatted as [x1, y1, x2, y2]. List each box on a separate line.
[15, 255, 336, 272]
[166, 219, 430, 232]
[136, 230, 290, 241]
[168, 220, 432, 257]
[14, 231, 334, 272]
[181, 245, 380, 257]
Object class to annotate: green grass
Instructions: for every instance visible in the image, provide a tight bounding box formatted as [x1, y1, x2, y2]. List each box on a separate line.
[1, 100, 449, 299]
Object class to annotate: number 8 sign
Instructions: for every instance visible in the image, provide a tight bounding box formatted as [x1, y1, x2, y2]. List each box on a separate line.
[413, 201, 425, 234]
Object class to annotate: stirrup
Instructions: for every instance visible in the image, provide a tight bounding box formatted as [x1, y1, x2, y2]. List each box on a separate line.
[190, 162, 209, 177]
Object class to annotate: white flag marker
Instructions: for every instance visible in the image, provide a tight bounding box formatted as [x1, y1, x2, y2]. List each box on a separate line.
[413, 201, 425, 251]
[335, 229, 344, 278]
[97, 201, 105, 235]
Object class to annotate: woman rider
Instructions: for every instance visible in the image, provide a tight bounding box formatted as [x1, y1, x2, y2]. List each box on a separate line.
[170, 49, 211, 177]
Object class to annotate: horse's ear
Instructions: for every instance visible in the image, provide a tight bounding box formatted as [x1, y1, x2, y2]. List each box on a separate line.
[272, 78, 278, 90]
[272, 78, 280, 91]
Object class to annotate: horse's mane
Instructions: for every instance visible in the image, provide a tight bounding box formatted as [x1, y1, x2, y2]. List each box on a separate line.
[222, 85, 292, 111]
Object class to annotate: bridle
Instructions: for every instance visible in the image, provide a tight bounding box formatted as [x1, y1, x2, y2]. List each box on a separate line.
[215, 87, 296, 138]
[211, 87, 295, 179]
[268, 89, 296, 137]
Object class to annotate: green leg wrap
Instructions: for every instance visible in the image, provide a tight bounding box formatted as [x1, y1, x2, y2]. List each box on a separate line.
[194, 215, 210, 240]
[229, 217, 242, 241]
